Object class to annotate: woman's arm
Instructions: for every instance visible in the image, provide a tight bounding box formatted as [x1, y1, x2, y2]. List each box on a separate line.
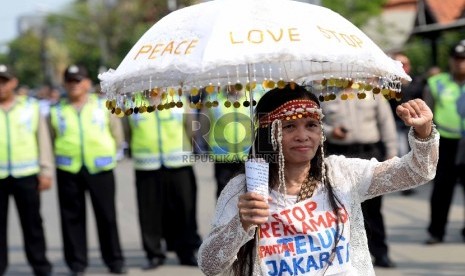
[363, 99, 438, 199]
[363, 126, 438, 199]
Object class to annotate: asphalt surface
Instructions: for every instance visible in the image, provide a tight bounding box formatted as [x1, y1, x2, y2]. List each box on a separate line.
[5, 159, 465, 276]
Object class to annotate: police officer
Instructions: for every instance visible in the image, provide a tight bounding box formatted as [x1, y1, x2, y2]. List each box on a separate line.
[0, 64, 53, 276]
[49, 65, 126, 275]
[127, 97, 201, 269]
[424, 40, 465, 244]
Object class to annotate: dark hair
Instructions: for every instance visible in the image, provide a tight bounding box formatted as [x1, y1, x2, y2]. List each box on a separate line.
[232, 83, 346, 276]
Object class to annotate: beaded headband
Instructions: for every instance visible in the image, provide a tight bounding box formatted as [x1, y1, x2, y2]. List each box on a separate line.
[258, 99, 323, 127]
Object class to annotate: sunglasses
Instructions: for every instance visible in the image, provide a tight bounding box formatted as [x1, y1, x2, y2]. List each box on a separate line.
[65, 78, 83, 83]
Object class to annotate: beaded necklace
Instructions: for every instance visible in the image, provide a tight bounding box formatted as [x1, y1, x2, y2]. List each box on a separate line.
[296, 175, 319, 202]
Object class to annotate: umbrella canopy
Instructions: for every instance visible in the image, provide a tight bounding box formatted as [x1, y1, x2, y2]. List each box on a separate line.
[99, 0, 409, 112]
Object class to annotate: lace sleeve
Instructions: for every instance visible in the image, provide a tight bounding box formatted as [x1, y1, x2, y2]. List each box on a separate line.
[198, 174, 256, 276]
[364, 127, 439, 199]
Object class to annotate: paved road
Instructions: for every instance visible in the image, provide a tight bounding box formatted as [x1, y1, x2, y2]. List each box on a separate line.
[5, 159, 465, 275]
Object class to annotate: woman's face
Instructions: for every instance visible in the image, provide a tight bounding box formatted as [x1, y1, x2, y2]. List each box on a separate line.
[280, 116, 322, 166]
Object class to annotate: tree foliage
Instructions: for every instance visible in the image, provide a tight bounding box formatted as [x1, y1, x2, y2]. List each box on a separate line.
[322, 0, 387, 27]
[0, 53, 7, 65]
[46, 0, 197, 83]
[404, 30, 465, 75]
[7, 31, 44, 87]
[6, 0, 195, 87]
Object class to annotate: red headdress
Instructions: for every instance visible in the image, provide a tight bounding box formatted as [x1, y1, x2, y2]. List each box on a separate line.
[258, 99, 323, 127]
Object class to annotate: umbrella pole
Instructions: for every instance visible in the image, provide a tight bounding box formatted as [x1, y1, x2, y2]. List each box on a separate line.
[248, 64, 256, 158]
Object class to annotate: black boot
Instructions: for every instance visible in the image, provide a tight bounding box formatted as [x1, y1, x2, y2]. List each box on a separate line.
[142, 257, 165, 270]
[177, 250, 198, 266]
[373, 255, 396, 268]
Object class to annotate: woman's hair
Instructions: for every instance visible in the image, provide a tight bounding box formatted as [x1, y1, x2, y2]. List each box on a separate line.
[231, 83, 345, 276]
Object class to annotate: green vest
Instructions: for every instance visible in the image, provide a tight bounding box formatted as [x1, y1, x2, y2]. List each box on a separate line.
[0, 96, 40, 179]
[428, 73, 465, 138]
[208, 92, 262, 162]
[50, 94, 116, 174]
[129, 107, 193, 170]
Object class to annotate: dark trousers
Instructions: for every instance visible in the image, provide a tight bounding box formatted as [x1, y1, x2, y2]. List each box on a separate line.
[326, 142, 388, 259]
[214, 162, 244, 198]
[56, 168, 124, 272]
[428, 137, 465, 239]
[361, 196, 387, 258]
[135, 166, 201, 261]
[0, 175, 51, 276]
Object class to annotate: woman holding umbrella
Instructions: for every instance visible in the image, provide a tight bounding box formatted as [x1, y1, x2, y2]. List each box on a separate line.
[198, 83, 438, 275]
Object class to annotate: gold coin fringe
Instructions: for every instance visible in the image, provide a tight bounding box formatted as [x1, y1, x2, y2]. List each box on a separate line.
[105, 78, 402, 117]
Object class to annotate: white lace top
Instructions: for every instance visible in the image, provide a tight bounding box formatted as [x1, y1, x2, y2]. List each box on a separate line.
[198, 128, 439, 276]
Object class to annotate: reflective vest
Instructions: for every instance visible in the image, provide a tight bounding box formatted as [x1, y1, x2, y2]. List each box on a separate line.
[0, 96, 40, 179]
[208, 90, 264, 162]
[428, 73, 465, 138]
[50, 94, 116, 174]
[128, 107, 193, 170]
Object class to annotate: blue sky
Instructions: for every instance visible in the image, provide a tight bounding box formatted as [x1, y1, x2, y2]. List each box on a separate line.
[0, 0, 71, 48]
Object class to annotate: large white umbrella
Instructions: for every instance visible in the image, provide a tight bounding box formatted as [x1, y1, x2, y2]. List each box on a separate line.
[99, 0, 409, 110]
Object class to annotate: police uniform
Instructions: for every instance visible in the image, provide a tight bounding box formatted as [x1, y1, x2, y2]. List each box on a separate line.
[49, 67, 125, 274]
[425, 67, 465, 243]
[128, 102, 200, 267]
[0, 67, 53, 276]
